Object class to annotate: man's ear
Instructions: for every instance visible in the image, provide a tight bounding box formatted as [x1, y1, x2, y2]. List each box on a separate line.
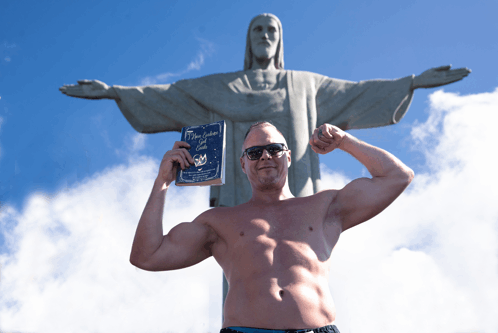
[287, 150, 291, 168]
[240, 157, 247, 174]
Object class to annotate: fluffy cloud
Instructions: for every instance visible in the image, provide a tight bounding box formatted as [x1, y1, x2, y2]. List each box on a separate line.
[1, 88, 497, 333]
[0, 157, 222, 333]
[330, 88, 498, 333]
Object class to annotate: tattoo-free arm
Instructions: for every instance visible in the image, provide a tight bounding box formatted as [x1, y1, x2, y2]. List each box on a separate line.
[335, 134, 414, 231]
[310, 124, 414, 231]
[129, 142, 218, 271]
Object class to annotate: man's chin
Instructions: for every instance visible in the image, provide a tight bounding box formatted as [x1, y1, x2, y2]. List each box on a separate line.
[257, 176, 279, 186]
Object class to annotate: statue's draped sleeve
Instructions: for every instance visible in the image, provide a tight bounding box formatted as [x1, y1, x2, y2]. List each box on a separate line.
[313, 73, 415, 130]
[112, 83, 212, 133]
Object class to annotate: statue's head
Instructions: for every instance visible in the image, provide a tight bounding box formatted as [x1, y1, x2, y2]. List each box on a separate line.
[244, 13, 284, 70]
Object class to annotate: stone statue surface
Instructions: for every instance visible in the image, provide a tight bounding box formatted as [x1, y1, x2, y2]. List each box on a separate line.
[60, 13, 470, 207]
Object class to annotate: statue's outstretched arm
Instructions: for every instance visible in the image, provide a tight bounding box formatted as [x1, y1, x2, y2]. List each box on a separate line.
[412, 65, 471, 90]
[59, 80, 119, 100]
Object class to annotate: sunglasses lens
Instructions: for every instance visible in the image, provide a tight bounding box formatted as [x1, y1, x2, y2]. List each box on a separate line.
[247, 147, 263, 160]
[245, 144, 285, 160]
[267, 144, 283, 155]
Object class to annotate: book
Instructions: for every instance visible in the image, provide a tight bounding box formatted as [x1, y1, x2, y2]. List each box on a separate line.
[175, 120, 226, 186]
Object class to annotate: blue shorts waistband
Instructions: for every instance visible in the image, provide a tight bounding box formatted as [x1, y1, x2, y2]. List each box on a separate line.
[220, 324, 339, 333]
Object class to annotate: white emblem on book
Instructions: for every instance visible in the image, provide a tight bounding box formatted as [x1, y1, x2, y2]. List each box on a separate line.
[194, 154, 207, 167]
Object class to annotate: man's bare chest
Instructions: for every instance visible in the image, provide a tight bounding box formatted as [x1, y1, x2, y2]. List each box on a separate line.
[234, 217, 332, 271]
[210, 199, 342, 277]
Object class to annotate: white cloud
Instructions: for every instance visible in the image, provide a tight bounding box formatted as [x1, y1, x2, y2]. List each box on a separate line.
[320, 164, 350, 190]
[140, 37, 215, 85]
[1, 88, 497, 333]
[329, 88, 498, 333]
[131, 133, 146, 152]
[0, 156, 221, 333]
[113, 132, 147, 160]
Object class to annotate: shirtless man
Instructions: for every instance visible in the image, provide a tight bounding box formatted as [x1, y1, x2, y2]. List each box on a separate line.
[129, 121, 414, 333]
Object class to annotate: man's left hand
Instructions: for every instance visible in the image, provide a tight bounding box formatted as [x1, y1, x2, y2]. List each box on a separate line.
[309, 124, 347, 154]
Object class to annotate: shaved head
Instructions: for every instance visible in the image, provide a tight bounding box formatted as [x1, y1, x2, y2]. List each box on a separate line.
[242, 121, 287, 152]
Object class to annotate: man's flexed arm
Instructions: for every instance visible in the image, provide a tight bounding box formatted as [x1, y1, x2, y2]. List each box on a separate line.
[130, 141, 218, 271]
[310, 124, 414, 231]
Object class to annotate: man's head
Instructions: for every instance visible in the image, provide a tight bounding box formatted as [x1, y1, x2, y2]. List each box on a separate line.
[244, 13, 284, 70]
[240, 122, 291, 189]
[242, 121, 286, 146]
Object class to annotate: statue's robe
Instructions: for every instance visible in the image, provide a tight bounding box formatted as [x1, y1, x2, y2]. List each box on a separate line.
[113, 70, 414, 207]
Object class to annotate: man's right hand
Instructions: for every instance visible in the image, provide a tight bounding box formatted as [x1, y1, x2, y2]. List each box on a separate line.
[309, 123, 348, 154]
[59, 79, 118, 100]
[158, 141, 195, 186]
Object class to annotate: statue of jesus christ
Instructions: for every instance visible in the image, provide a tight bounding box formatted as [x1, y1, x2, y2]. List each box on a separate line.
[59, 13, 470, 207]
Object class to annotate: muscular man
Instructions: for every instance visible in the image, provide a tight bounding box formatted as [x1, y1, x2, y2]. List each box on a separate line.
[129, 121, 414, 332]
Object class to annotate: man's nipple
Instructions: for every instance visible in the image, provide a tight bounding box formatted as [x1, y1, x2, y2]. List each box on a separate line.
[240, 231, 244, 236]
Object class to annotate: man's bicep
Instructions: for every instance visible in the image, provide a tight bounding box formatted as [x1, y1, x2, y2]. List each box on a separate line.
[336, 176, 410, 231]
[137, 219, 217, 271]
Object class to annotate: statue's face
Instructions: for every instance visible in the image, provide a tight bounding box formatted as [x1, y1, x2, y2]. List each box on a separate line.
[249, 16, 280, 61]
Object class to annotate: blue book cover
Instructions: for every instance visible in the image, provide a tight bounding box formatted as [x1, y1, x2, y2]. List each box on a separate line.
[175, 120, 226, 186]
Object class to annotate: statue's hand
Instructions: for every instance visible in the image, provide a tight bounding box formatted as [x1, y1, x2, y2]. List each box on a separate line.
[412, 65, 471, 90]
[59, 80, 117, 100]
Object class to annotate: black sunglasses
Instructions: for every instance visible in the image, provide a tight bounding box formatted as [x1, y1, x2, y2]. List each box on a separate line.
[241, 143, 288, 160]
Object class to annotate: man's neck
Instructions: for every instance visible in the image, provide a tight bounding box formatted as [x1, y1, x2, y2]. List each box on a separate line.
[248, 184, 294, 204]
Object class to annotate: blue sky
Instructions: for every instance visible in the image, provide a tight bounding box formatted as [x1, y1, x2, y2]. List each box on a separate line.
[1, 0, 498, 332]
[1, 0, 496, 211]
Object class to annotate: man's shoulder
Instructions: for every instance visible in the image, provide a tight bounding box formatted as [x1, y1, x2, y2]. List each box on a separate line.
[193, 205, 245, 224]
[192, 204, 249, 244]
[309, 189, 339, 202]
[300, 190, 340, 213]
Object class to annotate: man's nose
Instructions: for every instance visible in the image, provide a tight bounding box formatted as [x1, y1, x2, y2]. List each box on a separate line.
[260, 149, 272, 160]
